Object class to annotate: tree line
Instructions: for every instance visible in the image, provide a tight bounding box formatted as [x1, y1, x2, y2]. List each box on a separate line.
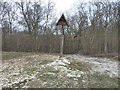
[1, 1, 119, 56]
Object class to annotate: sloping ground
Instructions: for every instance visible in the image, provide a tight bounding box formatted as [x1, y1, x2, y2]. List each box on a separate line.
[65, 54, 119, 78]
[1, 52, 118, 88]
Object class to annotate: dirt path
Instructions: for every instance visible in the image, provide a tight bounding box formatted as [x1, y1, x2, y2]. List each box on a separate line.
[1, 53, 118, 88]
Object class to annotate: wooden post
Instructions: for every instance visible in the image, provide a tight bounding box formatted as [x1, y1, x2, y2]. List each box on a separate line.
[60, 25, 64, 57]
[56, 14, 69, 57]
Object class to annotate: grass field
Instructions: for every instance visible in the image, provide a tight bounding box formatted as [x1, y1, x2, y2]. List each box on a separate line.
[1, 52, 118, 88]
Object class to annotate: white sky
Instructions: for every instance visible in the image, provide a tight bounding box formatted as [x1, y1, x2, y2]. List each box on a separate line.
[2, 0, 119, 15]
[3, 0, 119, 10]
[3, 0, 118, 12]
[54, 0, 77, 13]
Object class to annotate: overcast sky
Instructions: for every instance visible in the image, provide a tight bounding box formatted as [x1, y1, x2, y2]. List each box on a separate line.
[3, 0, 118, 13]
[2, 0, 118, 17]
[54, 0, 77, 12]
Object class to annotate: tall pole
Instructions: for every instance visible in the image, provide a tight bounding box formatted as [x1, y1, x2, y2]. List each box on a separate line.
[60, 25, 64, 57]
[56, 14, 68, 57]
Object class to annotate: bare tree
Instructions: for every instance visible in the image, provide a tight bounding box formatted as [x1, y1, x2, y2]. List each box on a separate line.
[16, 1, 45, 51]
[43, 0, 55, 34]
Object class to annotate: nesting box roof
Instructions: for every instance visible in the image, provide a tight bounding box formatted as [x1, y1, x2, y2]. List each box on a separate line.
[56, 14, 69, 26]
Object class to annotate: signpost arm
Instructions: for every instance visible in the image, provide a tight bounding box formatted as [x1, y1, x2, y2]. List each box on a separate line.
[60, 25, 64, 57]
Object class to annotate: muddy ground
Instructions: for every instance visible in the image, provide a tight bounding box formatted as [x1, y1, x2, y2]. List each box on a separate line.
[1, 52, 119, 88]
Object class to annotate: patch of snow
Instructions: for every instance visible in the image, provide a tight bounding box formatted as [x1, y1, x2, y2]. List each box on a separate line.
[47, 58, 70, 66]
[67, 72, 81, 78]
[82, 80, 85, 83]
[47, 72, 55, 75]
[42, 58, 85, 79]
[66, 54, 119, 78]
[81, 71, 84, 75]
[54, 65, 68, 71]
[73, 78, 78, 81]
[11, 72, 20, 76]
[66, 71, 84, 78]
[42, 82, 47, 85]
